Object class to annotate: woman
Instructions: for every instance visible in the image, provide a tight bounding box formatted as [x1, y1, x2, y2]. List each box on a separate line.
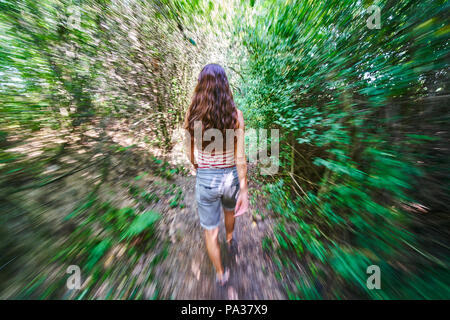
[184, 64, 249, 286]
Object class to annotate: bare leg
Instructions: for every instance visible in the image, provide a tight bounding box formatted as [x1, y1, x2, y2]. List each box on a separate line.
[204, 227, 224, 279]
[224, 209, 235, 243]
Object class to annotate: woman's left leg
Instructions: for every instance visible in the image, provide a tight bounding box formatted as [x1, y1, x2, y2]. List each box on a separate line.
[204, 227, 224, 279]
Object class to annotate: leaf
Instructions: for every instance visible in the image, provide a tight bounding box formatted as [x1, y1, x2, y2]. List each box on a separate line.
[121, 210, 160, 241]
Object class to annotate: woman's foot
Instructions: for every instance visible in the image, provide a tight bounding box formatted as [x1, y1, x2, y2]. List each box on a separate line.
[216, 268, 230, 287]
[227, 238, 238, 256]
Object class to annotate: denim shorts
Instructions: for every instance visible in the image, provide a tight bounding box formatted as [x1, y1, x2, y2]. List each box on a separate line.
[195, 167, 240, 230]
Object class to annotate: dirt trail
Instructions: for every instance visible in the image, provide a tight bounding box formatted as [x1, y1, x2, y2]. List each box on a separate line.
[153, 131, 285, 300]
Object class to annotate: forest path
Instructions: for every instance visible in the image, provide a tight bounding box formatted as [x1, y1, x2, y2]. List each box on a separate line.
[153, 130, 285, 300]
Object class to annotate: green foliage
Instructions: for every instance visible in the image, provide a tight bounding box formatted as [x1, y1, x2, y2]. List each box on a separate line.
[234, 0, 449, 299]
[86, 239, 112, 271]
[121, 210, 160, 241]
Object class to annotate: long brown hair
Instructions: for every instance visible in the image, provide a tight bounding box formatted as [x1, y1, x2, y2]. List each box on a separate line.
[184, 64, 238, 149]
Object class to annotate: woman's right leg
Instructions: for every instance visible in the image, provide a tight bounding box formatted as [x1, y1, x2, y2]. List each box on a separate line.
[224, 209, 235, 242]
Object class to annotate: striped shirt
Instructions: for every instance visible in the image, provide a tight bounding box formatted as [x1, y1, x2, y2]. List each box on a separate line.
[195, 147, 235, 169]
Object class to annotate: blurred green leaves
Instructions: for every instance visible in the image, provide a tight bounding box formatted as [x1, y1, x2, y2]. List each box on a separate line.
[121, 210, 160, 241]
[234, 0, 449, 299]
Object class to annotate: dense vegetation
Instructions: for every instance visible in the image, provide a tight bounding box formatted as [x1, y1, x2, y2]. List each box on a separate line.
[233, 0, 449, 299]
[1, 0, 212, 299]
[1, 0, 448, 299]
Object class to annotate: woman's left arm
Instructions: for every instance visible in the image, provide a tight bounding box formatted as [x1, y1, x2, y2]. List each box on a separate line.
[234, 109, 249, 216]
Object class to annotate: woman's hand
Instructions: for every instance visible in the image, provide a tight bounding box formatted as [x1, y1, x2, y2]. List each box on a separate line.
[234, 189, 249, 217]
[190, 163, 198, 176]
